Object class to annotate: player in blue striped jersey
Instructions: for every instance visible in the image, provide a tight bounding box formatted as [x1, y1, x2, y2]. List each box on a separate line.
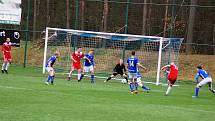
[127, 51, 146, 94]
[79, 50, 95, 83]
[45, 51, 60, 85]
[192, 65, 215, 98]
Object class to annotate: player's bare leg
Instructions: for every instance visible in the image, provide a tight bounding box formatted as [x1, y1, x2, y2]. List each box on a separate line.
[137, 79, 150, 92]
[77, 69, 82, 82]
[165, 81, 173, 96]
[50, 70, 55, 85]
[45, 67, 54, 85]
[4, 60, 11, 74]
[1, 62, 6, 74]
[68, 67, 75, 81]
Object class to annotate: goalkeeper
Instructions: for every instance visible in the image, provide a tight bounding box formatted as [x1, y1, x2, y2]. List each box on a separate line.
[104, 59, 128, 83]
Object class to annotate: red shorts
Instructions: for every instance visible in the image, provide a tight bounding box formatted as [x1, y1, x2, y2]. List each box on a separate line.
[3, 53, 12, 62]
[72, 63, 81, 70]
[168, 77, 177, 85]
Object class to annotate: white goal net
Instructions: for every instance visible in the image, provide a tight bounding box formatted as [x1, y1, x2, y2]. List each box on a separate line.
[43, 27, 183, 85]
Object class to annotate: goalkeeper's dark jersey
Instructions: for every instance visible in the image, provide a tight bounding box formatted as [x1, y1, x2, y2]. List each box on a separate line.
[113, 63, 126, 74]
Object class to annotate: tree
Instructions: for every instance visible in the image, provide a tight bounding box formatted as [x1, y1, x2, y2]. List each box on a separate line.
[46, 0, 50, 26]
[142, 0, 147, 35]
[80, 0, 85, 30]
[163, 0, 169, 37]
[66, 0, 70, 29]
[186, 0, 197, 53]
[147, 0, 152, 35]
[33, 0, 38, 40]
[213, 25, 215, 54]
[102, 0, 108, 32]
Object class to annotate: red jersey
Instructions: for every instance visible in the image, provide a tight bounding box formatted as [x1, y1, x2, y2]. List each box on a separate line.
[2, 42, 12, 53]
[168, 64, 178, 80]
[72, 51, 84, 64]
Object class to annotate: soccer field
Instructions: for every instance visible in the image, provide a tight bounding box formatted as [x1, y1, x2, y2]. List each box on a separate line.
[0, 66, 215, 121]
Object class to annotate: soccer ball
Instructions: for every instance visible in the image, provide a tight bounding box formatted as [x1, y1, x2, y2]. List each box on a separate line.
[121, 79, 127, 84]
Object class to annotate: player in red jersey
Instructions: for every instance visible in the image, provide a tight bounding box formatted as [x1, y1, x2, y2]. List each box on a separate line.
[67, 47, 85, 81]
[161, 62, 179, 96]
[1, 38, 12, 74]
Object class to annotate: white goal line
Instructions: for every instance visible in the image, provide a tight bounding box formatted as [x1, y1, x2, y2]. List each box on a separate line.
[55, 72, 179, 87]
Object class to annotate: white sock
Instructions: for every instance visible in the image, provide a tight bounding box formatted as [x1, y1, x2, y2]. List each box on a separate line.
[2, 63, 6, 70]
[78, 73, 81, 80]
[166, 86, 172, 95]
[5, 62, 10, 70]
[68, 71, 72, 77]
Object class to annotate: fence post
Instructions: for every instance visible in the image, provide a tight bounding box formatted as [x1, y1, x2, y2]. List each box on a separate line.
[24, 0, 30, 68]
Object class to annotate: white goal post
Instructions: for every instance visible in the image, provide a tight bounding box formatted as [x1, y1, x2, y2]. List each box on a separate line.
[43, 27, 183, 85]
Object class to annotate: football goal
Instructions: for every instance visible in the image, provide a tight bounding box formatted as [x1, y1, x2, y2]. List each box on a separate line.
[43, 27, 183, 85]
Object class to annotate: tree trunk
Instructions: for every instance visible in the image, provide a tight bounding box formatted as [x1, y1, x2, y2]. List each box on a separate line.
[186, 0, 197, 54]
[147, 0, 152, 35]
[33, 0, 37, 41]
[213, 25, 215, 54]
[46, 0, 50, 26]
[66, 0, 70, 29]
[142, 0, 147, 35]
[102, 0, 108, 32]
[163, 0, 169, 37]
[80, 0, 85, 30]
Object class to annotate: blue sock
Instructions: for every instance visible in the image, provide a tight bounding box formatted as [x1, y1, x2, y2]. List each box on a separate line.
[129, 83, 134, 92]
[195, 87, 199, 96]
[91, 75, 95, 83]
[142, 85, 150, 90]
[47, 75, 52, 82]
[80, 74, 84, 81]
[51, 76, 55, 84]
[135, 82, 138, 90]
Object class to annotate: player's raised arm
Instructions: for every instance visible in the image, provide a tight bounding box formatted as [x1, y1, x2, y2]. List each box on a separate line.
[84, 56, 91, 63]
[137, 63, 147, 70]
[195, 73, 199, 84]
[161, 65, 170, 70]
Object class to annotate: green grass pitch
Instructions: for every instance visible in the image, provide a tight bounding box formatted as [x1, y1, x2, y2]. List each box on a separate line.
[0, 66, 215, 121]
